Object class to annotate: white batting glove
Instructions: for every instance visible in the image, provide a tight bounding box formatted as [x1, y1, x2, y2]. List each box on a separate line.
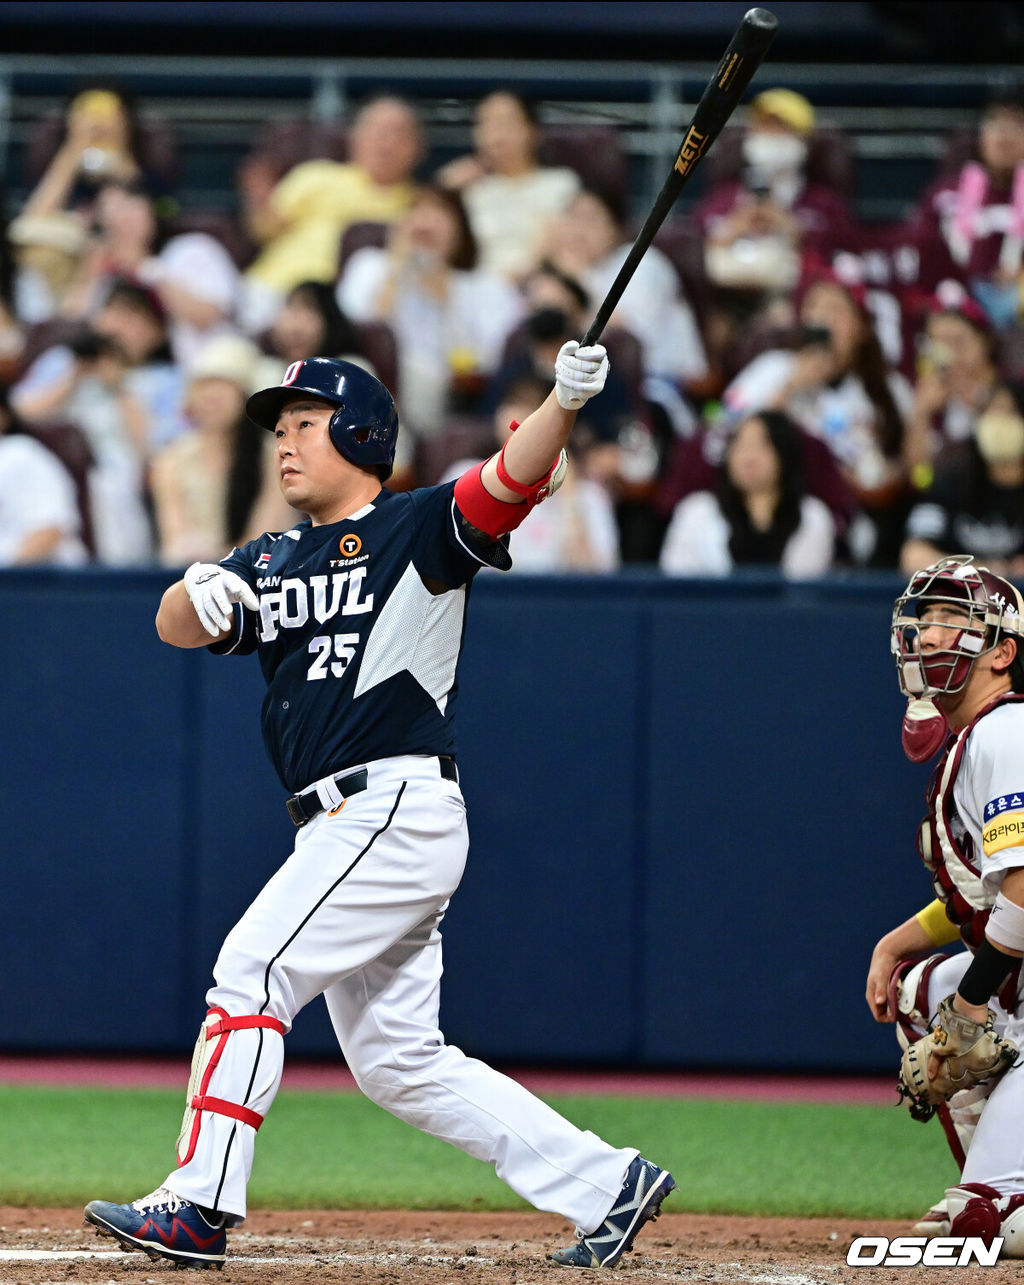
[554, 341, 609, 411]
[184, 561, 259, 637]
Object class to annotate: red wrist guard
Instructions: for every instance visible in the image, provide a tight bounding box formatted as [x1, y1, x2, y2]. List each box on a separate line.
[494, 420, 564, 503]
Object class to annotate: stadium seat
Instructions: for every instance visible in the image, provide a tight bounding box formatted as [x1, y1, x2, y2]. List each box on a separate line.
[22, 419, 96, 556]
[539, 124, 629, 205]
[415, 414, 496, 487]
[23, 111, 180, 192]
[241, 118, 349, 185]
[722, 318, 800, 382]
[18, 317, 86, 374]
[599, 326, 645, 412]
[168, 209, 255, 270]
[650, 218, 716, 334]
[936, 126, 979, 176]
[352, 319, 399, 399]
[253, 316, 398, 398]
[338, 220, 389, 276]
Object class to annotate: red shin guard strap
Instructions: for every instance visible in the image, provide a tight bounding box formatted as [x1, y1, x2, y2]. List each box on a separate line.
[206, 1013, 285, 1039]
[177, 1009, 283, 1166]
[936, 1101, 968, 1171]
[191, 1094, 265, 1131]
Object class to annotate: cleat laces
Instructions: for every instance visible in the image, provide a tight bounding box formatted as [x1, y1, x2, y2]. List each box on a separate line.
[130, 1187, 182, 1215]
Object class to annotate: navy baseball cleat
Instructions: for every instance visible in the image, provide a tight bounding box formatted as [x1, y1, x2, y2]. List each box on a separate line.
[548, 1156, 676, 1268]
[84, 1187, 226, 1269]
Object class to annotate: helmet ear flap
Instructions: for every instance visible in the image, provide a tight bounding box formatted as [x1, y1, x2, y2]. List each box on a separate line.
[327, 405, 349, 458]
[327, 406, 374, 457]
[327, 403, 393, 480]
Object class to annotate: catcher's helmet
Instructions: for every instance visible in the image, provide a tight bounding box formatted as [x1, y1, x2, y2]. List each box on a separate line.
[891, 555, 1024, 697]
[246, 357, 399, 481]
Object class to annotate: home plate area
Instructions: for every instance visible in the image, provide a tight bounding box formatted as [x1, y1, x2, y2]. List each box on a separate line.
[1, 1208, 1022, 1285]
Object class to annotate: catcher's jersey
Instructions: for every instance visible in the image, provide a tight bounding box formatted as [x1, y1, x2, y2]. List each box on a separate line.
[210, 481, 507, 793]
[952, 698, 1024, 897]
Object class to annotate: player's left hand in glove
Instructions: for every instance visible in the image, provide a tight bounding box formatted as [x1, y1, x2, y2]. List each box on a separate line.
[898, 994, 1019, 1122]
[184, 561, 259, 637]
[554, 341, 609, 411]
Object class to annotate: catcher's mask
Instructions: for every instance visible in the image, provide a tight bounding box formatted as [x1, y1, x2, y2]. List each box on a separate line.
[891, 555, 1024, 698]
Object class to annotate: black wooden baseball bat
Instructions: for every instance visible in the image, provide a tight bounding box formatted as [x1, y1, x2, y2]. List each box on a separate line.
[580, 7, 779, 348]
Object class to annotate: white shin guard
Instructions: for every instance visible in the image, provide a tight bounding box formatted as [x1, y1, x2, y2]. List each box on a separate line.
[176, 1007, 286, 1166]
[947, 1183, 1024, 1257]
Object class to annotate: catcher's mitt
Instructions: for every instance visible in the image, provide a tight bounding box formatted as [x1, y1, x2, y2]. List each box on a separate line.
[898, 994, 1019, 1122]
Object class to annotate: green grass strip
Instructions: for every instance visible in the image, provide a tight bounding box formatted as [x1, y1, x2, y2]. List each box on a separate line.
[0, 1085, 956, 1219]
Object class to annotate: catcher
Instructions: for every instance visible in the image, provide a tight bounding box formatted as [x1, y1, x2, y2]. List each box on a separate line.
[866, 555, 1024, 1254]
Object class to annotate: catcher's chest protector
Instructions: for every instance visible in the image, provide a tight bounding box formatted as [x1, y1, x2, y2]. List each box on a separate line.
[923, 731, 988, 945]
[921, 693, 1024, 1008]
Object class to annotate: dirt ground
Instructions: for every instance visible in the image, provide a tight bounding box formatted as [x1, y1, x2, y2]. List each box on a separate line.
[1, 1206, 1021, 1285]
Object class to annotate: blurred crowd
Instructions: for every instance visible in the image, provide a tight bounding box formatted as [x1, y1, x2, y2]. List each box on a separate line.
[4, 78, 1024, 579]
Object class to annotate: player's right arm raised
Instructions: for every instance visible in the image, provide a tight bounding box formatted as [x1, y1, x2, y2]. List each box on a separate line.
[156, 561, 258, 649]
[450, 341, 609, 546]
[480, 342, 608, 503]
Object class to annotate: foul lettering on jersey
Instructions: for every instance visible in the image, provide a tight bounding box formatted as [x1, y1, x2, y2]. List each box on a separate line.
[258, 569, 374, 642]
[982, 793, 1024, 855]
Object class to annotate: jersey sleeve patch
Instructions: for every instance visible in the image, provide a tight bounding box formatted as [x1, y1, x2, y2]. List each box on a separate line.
[982, 793, 1024, 856]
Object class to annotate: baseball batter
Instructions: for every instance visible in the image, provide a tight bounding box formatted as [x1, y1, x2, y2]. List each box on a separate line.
[866, 555, 1024, 1254]
[83, 347, 675, 1269]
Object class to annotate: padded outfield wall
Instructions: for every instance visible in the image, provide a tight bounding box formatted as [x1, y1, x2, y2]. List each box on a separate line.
[0, 569, 933, 1073]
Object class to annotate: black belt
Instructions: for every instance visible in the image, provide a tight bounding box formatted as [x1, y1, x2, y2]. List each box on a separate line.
[286, 757, 458, 828]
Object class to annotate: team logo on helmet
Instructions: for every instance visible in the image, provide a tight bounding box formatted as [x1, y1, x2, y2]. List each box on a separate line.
[339, 534, 362, 558]
[891, 555, 1024, 698]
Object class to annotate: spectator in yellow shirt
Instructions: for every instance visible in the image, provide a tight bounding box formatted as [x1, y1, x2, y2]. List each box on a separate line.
[240, 95, 424, 330]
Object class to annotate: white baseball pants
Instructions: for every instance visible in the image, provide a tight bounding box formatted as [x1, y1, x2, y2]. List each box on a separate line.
[166, 754, 634, 1229]
[920, 952, 1024, 1194]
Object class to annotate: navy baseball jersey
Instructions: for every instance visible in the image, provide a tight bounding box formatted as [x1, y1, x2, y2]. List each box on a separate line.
[210, 480, 508, 793]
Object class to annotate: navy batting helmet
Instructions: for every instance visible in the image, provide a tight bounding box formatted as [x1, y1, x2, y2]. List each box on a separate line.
[246, 357, 399, 480]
